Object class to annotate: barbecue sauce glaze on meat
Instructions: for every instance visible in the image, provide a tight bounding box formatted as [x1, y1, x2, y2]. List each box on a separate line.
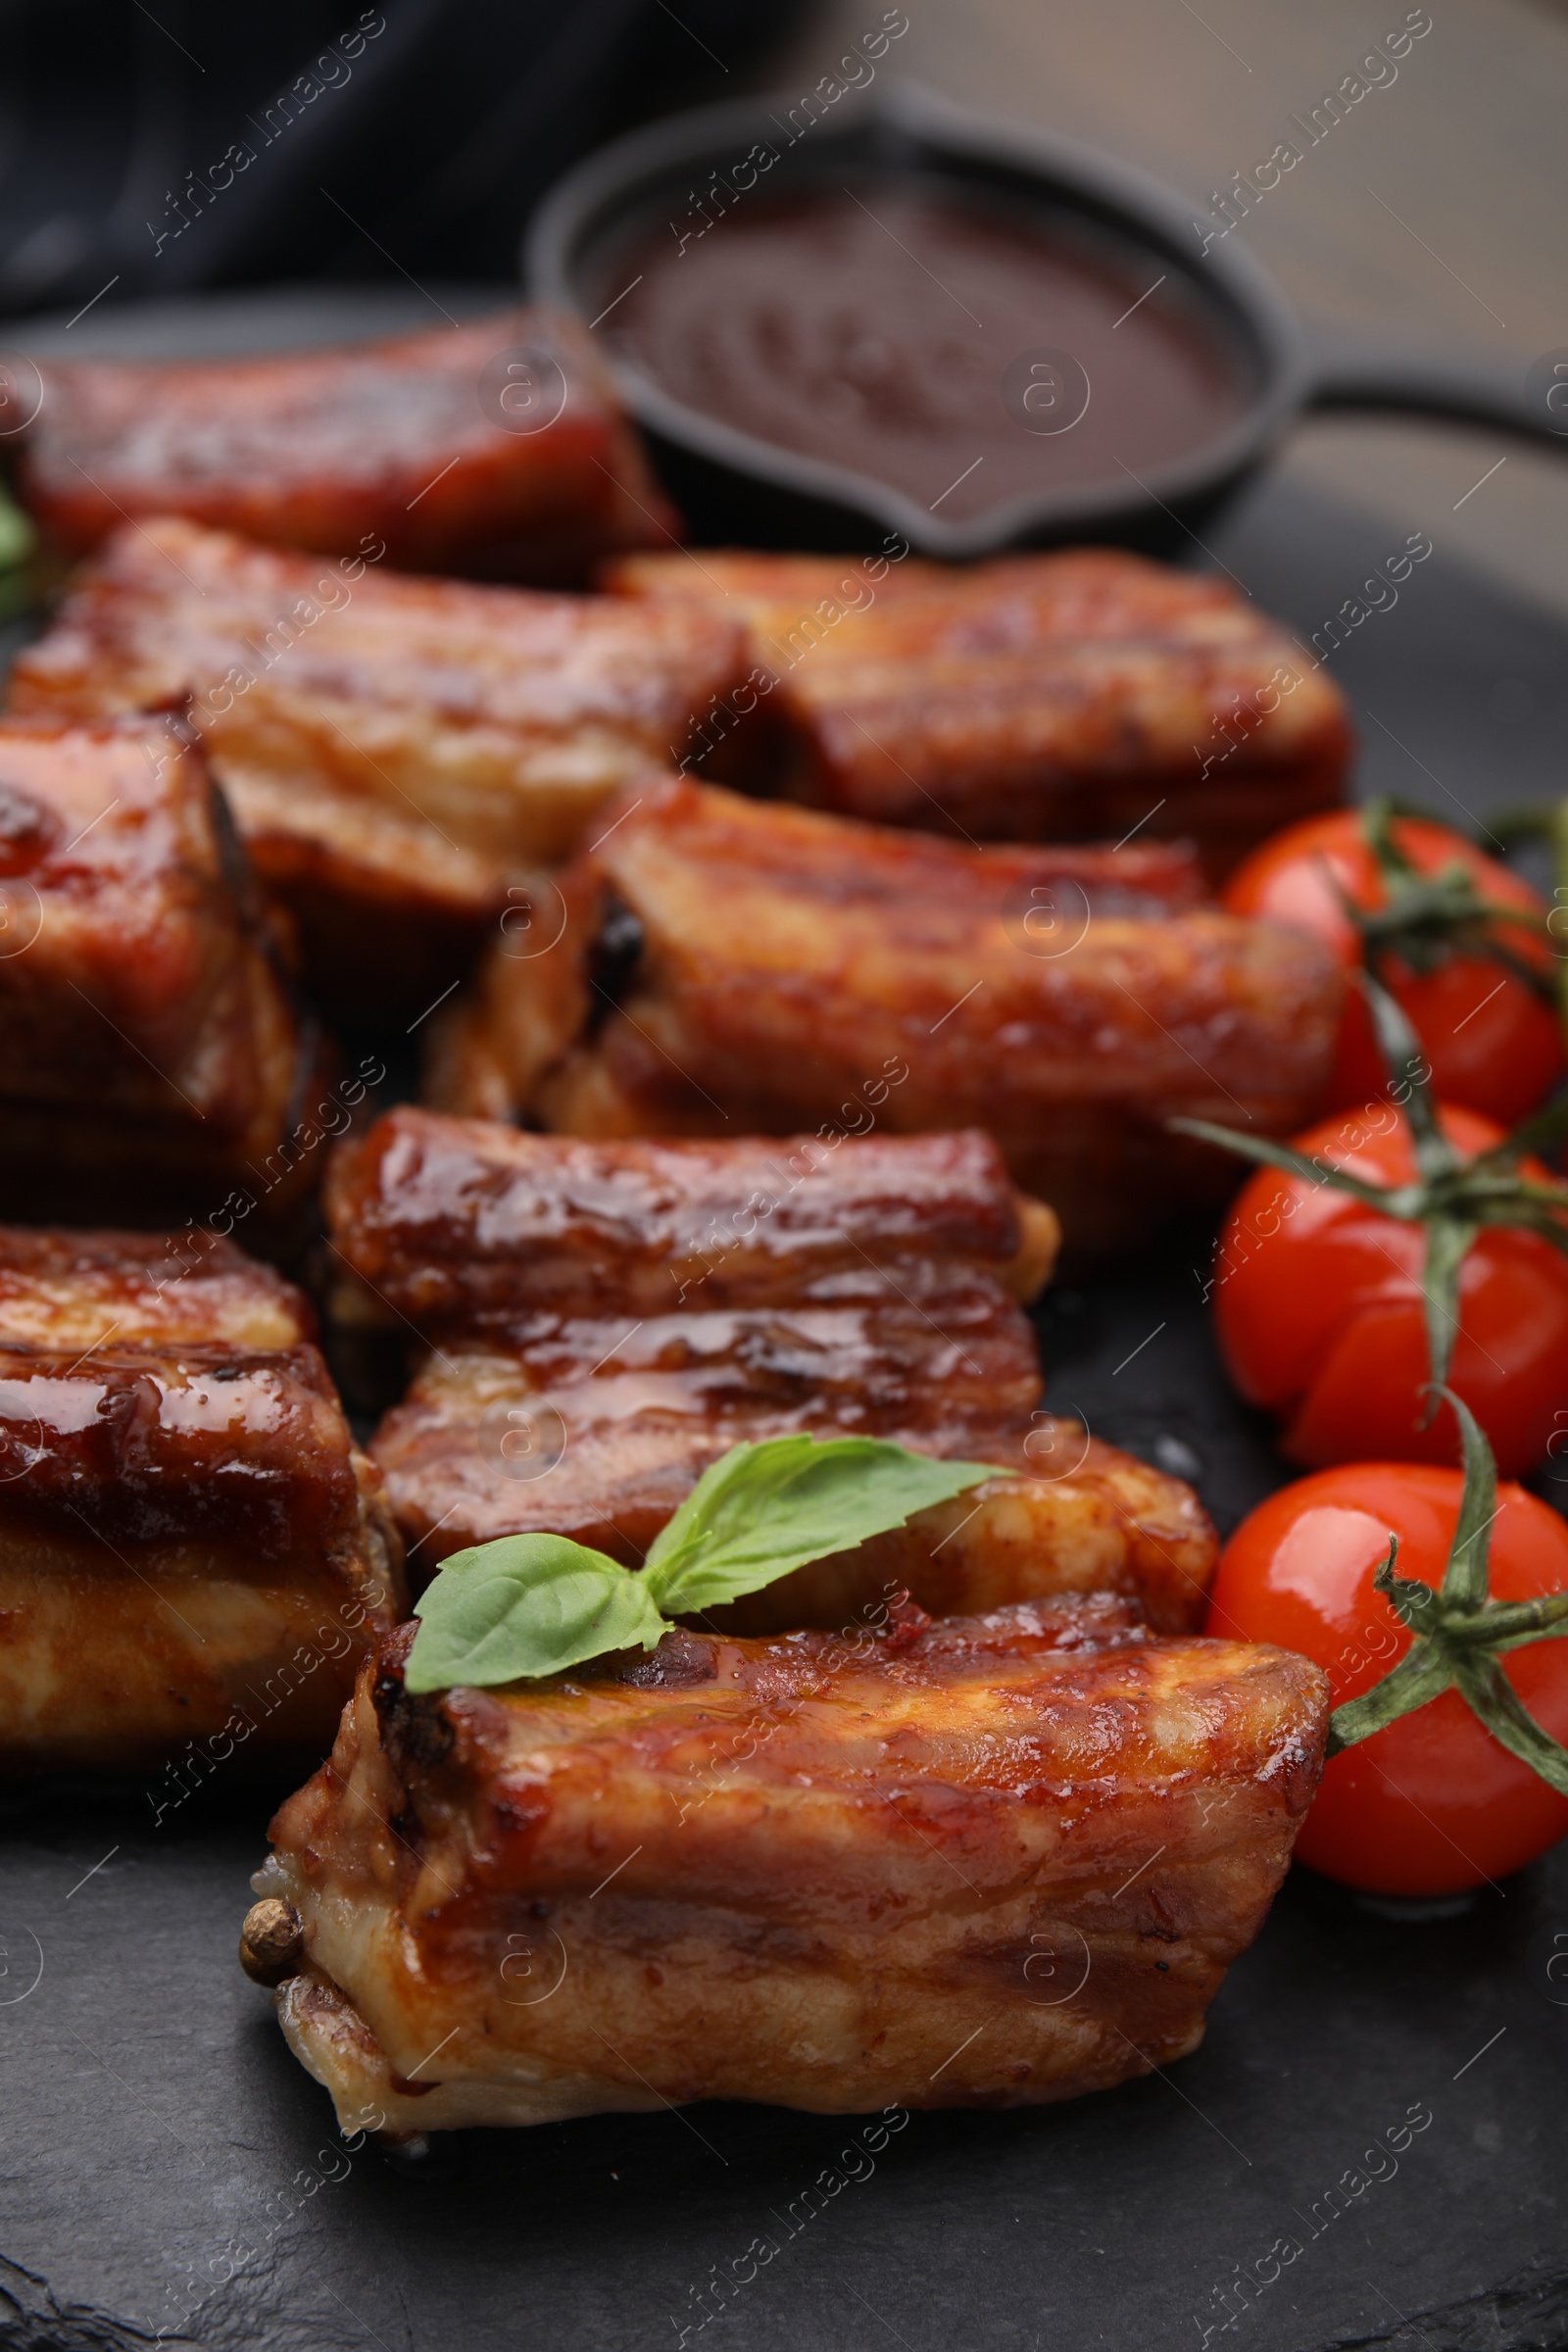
[0, 1225, 403, 1773]
[604, 547, 1351, 875]
[324, 1111, 1218, 1631]
[259, 1599, 1328, 2132]
[426, 778, 1342, 1256]
[20, 309, 671, 582]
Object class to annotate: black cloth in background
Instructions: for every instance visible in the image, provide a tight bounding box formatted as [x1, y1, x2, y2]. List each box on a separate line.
[0, 0, 803, 318]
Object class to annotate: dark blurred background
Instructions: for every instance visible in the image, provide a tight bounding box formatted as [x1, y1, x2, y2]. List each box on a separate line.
[3, 0, 1565, 621]
[0, 0, 806, 312]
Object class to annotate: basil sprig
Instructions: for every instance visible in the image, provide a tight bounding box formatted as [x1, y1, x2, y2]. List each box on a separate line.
[1326, 1391, 1568, 1793]
[1172, 973, 1568, 1401]
[404, 1435, 1005, 1691]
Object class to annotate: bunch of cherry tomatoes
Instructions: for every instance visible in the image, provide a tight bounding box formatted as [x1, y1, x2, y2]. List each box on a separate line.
[1193, 807, 1568, 1895]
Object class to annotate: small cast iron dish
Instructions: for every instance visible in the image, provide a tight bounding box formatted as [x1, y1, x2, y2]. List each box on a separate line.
[527, 80, 1567, 559]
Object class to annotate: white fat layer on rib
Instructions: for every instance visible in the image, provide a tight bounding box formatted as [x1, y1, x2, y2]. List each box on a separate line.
[276, 1968, 664, 2135]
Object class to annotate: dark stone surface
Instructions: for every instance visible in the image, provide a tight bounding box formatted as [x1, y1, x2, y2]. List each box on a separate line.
[4, 1611, 1566, 2352]
[4, 295, 1568, 2349]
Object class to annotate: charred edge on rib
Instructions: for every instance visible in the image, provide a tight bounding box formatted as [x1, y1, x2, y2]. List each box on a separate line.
[374, 1660, 457, 1775]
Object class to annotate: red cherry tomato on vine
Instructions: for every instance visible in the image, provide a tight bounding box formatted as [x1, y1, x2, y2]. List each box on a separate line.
[1222, 810, 1564, 1126]
[1211, 1100, 1568, 1474]
[1208, 1461, 1568, 1893]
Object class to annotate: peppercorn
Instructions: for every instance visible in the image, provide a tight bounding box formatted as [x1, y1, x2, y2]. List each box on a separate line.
[238, 1896, 304, 1986]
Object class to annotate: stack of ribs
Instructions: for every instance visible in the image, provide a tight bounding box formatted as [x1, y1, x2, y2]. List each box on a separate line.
[423, 776, 1343, 1257]
[0, 710, 325, 1228]
[606, 546, 1353, 876]
[249, 1102, 1330, 2132]
[8, 520, 748, 1015]
[323, 1106, 1217, 1635]
[0, 1222, 402, 1775]
[19, 309, 672, 583]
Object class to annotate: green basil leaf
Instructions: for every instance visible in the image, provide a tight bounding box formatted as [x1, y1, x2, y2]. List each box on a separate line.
[404, 1533, 668, 1691]
[642, 1434, 1004, 1617]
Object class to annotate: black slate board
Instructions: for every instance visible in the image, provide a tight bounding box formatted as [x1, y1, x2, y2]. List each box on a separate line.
[4, 292, 1568, 2352]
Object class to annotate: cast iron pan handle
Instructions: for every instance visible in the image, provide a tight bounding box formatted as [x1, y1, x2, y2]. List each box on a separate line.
[1301, 333, 1568, 450]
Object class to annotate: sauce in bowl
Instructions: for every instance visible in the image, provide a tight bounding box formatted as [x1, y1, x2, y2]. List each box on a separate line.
[606, 189, 1250, 521]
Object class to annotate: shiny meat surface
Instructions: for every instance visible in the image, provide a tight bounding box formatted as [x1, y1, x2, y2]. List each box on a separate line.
[605, 547, 1352, 875]
[371, 1274, 1032, 1555]
[425, 777, 1341, 1255]
[262, 1603, 1328, 2132]
[21, 309, 673, 581]
[372, 1323, 1212, 1633]
[324, 1109, 1058, 1334]
[0, 1336, 404, 1772]
[0, 712, 318, 1225]
[328, 1108, 1214, 1628]
[0, 1223, 312, 1350]
[330, 1107, 1215, 1626]
[9, 522, 747, 1012]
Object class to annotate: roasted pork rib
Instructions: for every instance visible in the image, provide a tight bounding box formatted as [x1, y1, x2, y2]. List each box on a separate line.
[21, 309, 672, 582]
[325, 1109, 1218, 1634]
[0, 712, 324, 1226]
[256, 1600, 1328, 2132]
[604, 547, 1352, 875]
[8, 521, 747, 1013]
[0, 1221, 309, 1351]
[322, 1109, 1061, 1331]
[0, 1224, 403, 1774]
[423, 778, 1342, 1255]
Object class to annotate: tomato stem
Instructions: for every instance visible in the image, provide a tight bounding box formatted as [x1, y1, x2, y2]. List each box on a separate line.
[1342, 799, 1553, 999]
[1323, 1391, 1568, 1798]
[1171, 974, 1568, 1402]
[1444, 1592, 1568, 1645]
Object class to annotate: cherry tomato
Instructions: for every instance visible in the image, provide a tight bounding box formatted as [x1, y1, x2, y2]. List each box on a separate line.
[1211, 1100, 1568, 1475]
[1208, 1461, 1568, 1893]
[1222, 810, 1564, 1126]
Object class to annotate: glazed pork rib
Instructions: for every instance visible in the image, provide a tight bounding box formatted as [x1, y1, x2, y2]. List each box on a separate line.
[423, 777, 1341, 1256]
[324, 1109, 1218, 1634]
[321, 1107, 1061, 1332]
[255, 1599, 1329, 2132]
[605, 547, 1352, 876]
[370, 1325, 1219, 1638]
[0, 1224, 403, 1774]
[8, 520, 747, 1013]
[0, 712, 323, 1227]
[20, 308, 672, 582]
[0, 1221, 309, 1352]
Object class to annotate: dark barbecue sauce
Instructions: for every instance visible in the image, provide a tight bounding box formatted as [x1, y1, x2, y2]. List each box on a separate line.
[607, 189, 1249, 520]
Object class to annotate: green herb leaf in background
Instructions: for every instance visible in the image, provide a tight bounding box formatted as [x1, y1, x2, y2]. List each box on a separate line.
[0, 482, 34, 621]
[403, 1435, 1005, 1692]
